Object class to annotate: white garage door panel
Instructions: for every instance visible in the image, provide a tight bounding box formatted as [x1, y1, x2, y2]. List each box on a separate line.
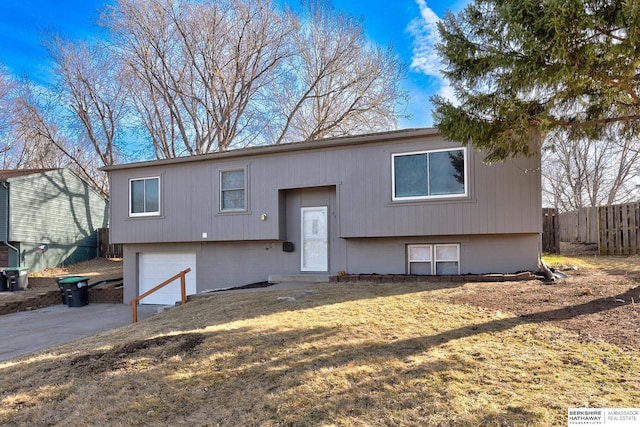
[139, 253, 196, 305]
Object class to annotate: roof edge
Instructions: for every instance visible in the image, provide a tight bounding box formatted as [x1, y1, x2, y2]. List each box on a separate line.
[102, 127, 441, 172]
[0, 168, 60, 181]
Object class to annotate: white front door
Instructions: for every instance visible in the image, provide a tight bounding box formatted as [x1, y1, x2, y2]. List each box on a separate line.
[139, 253, 197, 305]
[301, 206, 328, 271]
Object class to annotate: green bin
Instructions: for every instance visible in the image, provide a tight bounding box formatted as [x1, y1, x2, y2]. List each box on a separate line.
[58, 276, 90, 307]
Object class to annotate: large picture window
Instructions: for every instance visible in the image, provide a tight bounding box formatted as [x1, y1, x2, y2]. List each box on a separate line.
[407, 244, 460, 275]
[129, 177, 160, 217]
[392, 148, 466, 200]
[220, 169, 246, 211]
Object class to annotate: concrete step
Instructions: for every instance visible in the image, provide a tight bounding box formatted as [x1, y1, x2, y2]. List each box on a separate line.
[156, 305, 175, 314]
[268, 274, 331, 284]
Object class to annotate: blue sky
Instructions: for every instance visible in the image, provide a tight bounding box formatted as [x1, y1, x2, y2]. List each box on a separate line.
[0, 0, 468, 129]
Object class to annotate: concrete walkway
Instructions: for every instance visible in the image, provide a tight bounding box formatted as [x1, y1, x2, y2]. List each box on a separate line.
[0, 303, 160, 362]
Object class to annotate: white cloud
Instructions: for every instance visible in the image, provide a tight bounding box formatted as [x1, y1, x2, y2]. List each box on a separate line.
[407, 0, 440, 75]
[406, 0, 456, 103]
[437, 81, 456, 103]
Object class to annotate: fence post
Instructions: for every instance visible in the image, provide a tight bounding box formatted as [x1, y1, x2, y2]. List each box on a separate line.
[597, 205, 602, 255]
[132, 300, 138, 324]
[542, 208, 559, 253]
[180, 271, 187, 304]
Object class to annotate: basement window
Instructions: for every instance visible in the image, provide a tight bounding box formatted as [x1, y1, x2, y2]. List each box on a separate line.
[407, 244, 460, 275]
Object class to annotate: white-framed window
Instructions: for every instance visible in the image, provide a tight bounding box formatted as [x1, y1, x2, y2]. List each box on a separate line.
[434, 244, 460, 275]
[220, 169, 246, 211]
[407, 244, 460, 275]
[129, 176, 160, 217]
[407, 245, 432, 275]
[392, 148, 467, 201]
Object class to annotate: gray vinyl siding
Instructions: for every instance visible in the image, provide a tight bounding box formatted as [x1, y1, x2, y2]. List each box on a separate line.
[111, 162, 283, 243]
[109, 131, 541, 244]
[121, 242, 281, 303]
[121, 233, 539, 301]
[112, 129, 543, 300]
[339, 144, 540, 238]
[344, 234, 539, 275]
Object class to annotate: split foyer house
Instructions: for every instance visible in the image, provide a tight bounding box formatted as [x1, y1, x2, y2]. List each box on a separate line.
[104, 128, 542, 305]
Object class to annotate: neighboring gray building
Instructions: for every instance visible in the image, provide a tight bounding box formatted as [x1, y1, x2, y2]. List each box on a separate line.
[0, 169, 109, 271]
[104, 128, 542, 305]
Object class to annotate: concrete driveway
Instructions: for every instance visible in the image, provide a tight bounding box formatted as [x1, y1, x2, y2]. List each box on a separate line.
[0, 303, 160, 362]
[0, 281, 318, 363]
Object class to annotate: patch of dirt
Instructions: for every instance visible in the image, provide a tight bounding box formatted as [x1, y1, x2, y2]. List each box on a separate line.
[67, 333, 205, 376]
[559, 241, 599, 256]
[451, 262, 640, 350]
[31, 257, 123, 282]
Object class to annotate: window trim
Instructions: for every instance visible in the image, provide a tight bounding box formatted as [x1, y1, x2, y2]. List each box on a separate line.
[129, 176, 161, 217]
[391, 147, 468, 201]
[407, 244, 460, 275]
[407, 244, 433, 275]
[219, 168, 247, 212]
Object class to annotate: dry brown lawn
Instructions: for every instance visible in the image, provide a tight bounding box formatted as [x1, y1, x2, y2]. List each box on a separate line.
[1, 254, 639, 426]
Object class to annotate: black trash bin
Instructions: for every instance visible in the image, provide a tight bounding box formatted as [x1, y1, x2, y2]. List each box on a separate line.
[56, 276, 72, 305]
[58, 276, 90, 307]
[4, 267, 28, 292]
[0, 270, 7, 292]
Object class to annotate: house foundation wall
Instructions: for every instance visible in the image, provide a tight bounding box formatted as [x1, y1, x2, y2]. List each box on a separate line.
[344, 234, 540, 275]
[122, 233, 540, 303]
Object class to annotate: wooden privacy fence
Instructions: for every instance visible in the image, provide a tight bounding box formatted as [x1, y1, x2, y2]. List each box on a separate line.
[558, 207, 598, 243]
[97, 228, 123, 258]
[558, 203, 640, 255]
[598, 203, 640, 255]
[542, 208, 560, 253]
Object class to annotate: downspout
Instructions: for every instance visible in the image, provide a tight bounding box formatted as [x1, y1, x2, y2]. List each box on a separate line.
[1, 182, 19, 267]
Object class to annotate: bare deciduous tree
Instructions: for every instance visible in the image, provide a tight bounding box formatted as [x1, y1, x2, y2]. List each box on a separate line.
[542, 129, 640, 212]
[101, 0, 405, 158]
[272, 1, 406, 144]
[4, 0, 406, 188]
[9, 80, 109, 196]
[106, 0, 293, 157]
[0, 70, 69, 170]
[47, 36, 128, 167]
[0, 65, 17, 162]
[0, 40, 125, 196]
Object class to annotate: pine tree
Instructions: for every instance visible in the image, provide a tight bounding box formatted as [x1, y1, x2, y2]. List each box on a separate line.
[433, 0, 640, 161]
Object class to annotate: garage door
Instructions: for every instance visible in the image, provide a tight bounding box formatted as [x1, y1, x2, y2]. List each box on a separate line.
[139, 253, 196, 305]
